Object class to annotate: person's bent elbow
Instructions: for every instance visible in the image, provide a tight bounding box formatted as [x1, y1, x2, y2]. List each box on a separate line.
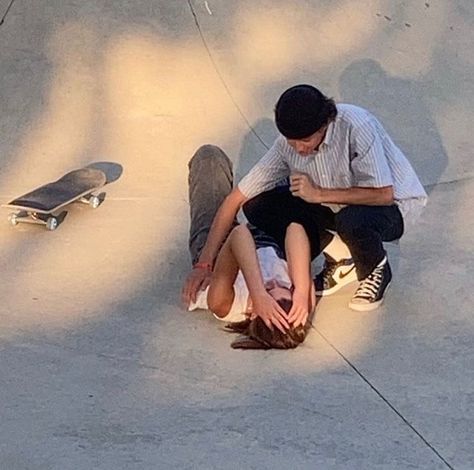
[224, 187, 248, 212]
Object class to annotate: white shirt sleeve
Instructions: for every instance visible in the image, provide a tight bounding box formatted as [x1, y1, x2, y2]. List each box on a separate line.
[238, 137, 290, 199]
[350, 118, 394, 188]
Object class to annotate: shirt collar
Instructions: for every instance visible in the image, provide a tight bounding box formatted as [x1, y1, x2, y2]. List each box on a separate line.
[321, 120, 335, 148]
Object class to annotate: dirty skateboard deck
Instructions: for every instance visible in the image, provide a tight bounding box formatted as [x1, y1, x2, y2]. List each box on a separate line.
[3, 167, 107, 230]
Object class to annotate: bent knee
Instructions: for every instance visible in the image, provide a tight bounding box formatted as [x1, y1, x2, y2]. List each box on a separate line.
[335, 206, 367, 235]
[287, 221, 304, 232]
[189, 144, 229, 167]
[207, 293, 233, 318]
[229, 224, 249, 238]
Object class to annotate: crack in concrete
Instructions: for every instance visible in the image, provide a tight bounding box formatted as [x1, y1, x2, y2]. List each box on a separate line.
[313, 326, 456, 470]
[0, 0, 16, 27]
[8, 320, 457, 467]
[0, 1, 468, 466]
[186, 0, 270, 151]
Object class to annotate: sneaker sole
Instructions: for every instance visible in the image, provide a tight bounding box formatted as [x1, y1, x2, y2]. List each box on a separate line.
[348, 282, 391, 312]
[315, 268, 358, 296]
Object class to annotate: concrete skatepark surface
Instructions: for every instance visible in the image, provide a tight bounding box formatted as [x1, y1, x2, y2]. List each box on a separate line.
[0, 1, 473, 469]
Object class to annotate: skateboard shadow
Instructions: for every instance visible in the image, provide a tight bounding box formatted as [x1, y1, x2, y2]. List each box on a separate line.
[86, 162, 124, 184]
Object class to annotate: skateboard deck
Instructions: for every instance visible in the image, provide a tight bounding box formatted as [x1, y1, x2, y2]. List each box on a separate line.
[3, 167, 107, 230]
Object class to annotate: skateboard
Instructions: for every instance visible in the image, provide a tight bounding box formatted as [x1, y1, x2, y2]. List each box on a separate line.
[3, 167, 107, 230]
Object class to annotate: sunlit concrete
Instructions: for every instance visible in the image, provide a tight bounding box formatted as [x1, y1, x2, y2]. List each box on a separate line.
[0, 0, 472, 469]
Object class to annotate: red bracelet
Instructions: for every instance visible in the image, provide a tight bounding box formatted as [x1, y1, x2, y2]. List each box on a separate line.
[193, 262, 212, 271]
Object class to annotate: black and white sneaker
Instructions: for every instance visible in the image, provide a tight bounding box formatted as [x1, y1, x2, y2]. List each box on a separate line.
[349, 257, 392, 311]
[314, 255, 358, 296]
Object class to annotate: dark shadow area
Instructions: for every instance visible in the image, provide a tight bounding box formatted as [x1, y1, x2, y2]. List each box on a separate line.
[338, 59, 448, 192]
[234, 117, 276, 184]
[426, 23, 474, 178]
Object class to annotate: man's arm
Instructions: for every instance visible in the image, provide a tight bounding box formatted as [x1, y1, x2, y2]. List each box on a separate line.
[182, 187, 247, 305]
[290, 173, 394, 205]
[316, 184, 394, 205]
[197, 188, 247, 266]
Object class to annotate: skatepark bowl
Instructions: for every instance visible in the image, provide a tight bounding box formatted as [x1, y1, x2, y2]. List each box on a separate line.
[0, 1, 472, 469]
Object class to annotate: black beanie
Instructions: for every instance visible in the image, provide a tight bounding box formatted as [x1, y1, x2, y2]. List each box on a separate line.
[275, 84, 327, 139]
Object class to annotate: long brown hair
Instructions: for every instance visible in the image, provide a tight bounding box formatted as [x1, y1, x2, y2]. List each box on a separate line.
[225, 298, 310, 350]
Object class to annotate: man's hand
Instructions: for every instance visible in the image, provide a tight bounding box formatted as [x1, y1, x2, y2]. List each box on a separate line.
[287, 291, 309, 327]
[290, 173, 323, 203]
[251, 291, 290, 333]
[182, 267, 212, 306]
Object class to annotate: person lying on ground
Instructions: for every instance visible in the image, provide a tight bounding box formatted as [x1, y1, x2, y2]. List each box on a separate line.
[190, 221, 315, 348]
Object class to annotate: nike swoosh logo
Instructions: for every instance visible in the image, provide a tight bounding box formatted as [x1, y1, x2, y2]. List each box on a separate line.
[338, 265, 356, 280]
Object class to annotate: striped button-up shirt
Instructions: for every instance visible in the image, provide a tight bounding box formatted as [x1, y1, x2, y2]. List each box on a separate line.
[238, 104, 427, 225]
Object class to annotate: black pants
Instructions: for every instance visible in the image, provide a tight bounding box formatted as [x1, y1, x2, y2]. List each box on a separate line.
[243, 187, 404, 280]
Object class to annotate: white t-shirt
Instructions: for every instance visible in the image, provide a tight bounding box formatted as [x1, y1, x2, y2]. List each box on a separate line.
[188, 247, 291, 322]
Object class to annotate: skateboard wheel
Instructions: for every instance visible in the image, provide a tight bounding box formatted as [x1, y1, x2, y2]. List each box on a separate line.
[46, 217, 58, 231]
[8, 214, 18, 226]
[89, 195, 100, 209]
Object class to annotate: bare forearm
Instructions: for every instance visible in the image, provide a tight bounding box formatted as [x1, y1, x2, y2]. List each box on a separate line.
[319, 186, 394, 205]
[197, 188, 247, 265]
[285, 223, 312, 296]
[285, 222, 314, 327]
[227, 226, 266, 298]
[290, 173, 394, 206]
[227, 226, 291, 333]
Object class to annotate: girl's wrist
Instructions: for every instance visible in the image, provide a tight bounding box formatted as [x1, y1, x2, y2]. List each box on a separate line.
[250, 286, 268, 300]
[193, 262, 213, 271]
[293, 287, 309, 297]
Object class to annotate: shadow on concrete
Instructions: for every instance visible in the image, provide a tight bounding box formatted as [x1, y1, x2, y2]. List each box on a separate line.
[339, 59, 448, 192]
[0, 1, 473, 468]
[234, 117, 276, 183]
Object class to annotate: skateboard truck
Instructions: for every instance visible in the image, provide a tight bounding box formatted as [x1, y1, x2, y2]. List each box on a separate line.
[8, 210, 68, 231]
[79, 192, 106, 209]
[7, 191, 105, 231]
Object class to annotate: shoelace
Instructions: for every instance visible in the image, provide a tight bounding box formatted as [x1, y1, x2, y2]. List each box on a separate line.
[353, 263, 385, 300]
